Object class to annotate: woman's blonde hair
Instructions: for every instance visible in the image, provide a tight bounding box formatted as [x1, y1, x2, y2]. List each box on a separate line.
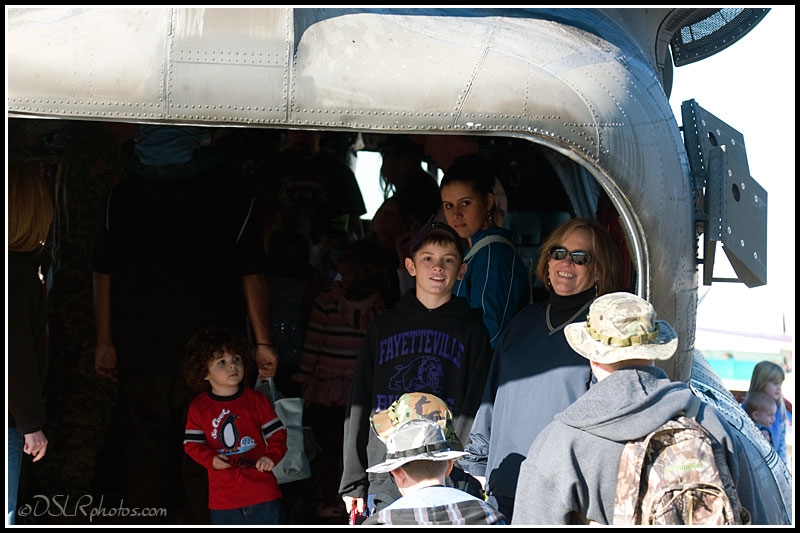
[8, 157, 54, 252]
[747, 360, 785, 397]
[535, 217, 622, 295]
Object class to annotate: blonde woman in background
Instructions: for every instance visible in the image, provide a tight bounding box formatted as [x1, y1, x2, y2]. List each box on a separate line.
[744, 361, 792, 467]
[8, 156, 54, 525]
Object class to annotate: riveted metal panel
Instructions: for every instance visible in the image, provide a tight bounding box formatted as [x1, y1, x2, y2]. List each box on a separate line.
[6, 8, 788, 522]
[7, 8, 172, 120]
[288, 12, 472, 130]
[167, 8, 290, 124]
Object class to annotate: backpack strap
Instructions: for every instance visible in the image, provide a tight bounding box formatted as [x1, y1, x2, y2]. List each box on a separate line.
[679, 395, 751, 525]
[463, 234, 514, 262]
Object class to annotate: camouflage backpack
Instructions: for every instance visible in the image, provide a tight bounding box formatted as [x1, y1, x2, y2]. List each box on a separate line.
[613, 397, 750, 525]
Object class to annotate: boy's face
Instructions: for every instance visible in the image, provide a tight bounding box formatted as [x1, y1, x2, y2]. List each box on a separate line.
[405, 240, 466, 296]
[205, 351, 244, 394]
[752, 403, 777, 427]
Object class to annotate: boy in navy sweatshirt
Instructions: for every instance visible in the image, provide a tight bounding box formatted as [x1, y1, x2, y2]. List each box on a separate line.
[339, 222, 493, 517]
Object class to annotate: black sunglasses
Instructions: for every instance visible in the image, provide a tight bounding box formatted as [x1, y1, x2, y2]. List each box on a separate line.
[548, 246, 593, 266]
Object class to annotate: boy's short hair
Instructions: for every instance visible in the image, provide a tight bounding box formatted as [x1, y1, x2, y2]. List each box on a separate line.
[409, 222, 465, 259]
[399, 458, 451, 479]
[744, 391, 776, 417]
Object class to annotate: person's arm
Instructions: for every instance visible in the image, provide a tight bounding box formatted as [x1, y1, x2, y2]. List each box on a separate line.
[184, 404, 222, 471]
[241, 273, 279, 379]
[8, 260, 47, 435]
[459, 327, 494, 490]
[778, 401, 791, 458]
[259, 394, 288, 466]
[93, 271, 117, 381]
[462, 403, 491, 481]
[340, 335, 375, 506]
[461, 347, 503, 480]
[92, 191, 118, 382]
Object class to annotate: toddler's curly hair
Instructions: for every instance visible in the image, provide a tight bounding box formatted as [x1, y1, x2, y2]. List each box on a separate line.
[184, 325, 253, 395]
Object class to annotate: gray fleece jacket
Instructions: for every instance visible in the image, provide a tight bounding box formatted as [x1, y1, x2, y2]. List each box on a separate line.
[512, 366, 766, 525]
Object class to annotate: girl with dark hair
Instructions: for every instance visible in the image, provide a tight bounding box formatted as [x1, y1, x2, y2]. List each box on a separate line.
[440, 153, 531, 348]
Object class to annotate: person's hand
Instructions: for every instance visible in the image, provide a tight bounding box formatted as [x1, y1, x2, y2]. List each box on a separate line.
[94, 342, 118, 382]
[212, 454, 231, 470]
[23, 430, 48, 463]
[255, 344, 279, 380]
[255, 456, 276, 472]
[343, 495, 366, 515]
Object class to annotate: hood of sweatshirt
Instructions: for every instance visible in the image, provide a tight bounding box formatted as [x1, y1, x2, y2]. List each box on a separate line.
[555, 366, 698, 443]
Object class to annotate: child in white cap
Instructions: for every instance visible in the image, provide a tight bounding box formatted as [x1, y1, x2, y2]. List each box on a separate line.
[363, 418, 505, 525]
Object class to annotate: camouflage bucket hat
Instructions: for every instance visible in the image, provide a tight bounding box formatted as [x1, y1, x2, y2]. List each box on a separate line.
[370, 392, 463, 451]
[366, 419, 467, 474]
[564, 292, 678, 364]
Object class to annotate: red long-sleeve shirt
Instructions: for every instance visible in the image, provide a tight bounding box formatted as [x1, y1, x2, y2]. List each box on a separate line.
[184, 386, 287, 510]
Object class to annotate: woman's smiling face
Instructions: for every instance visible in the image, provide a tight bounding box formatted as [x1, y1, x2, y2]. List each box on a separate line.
[547, 228, 596, 296]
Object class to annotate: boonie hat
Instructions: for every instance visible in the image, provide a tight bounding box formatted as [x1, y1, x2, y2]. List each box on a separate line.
[409, 222, 465, 258]
[366, 418, 467, 474]
[370, 392, 462, 450]
[564, 292, 678, 364]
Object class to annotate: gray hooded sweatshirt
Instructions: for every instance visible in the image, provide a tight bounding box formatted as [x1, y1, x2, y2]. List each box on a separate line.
[512, 366, 767, 525]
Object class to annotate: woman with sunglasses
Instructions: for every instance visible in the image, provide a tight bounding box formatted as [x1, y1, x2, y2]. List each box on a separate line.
[440, 154, 531, 348]
[460, 217, 622, 523]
